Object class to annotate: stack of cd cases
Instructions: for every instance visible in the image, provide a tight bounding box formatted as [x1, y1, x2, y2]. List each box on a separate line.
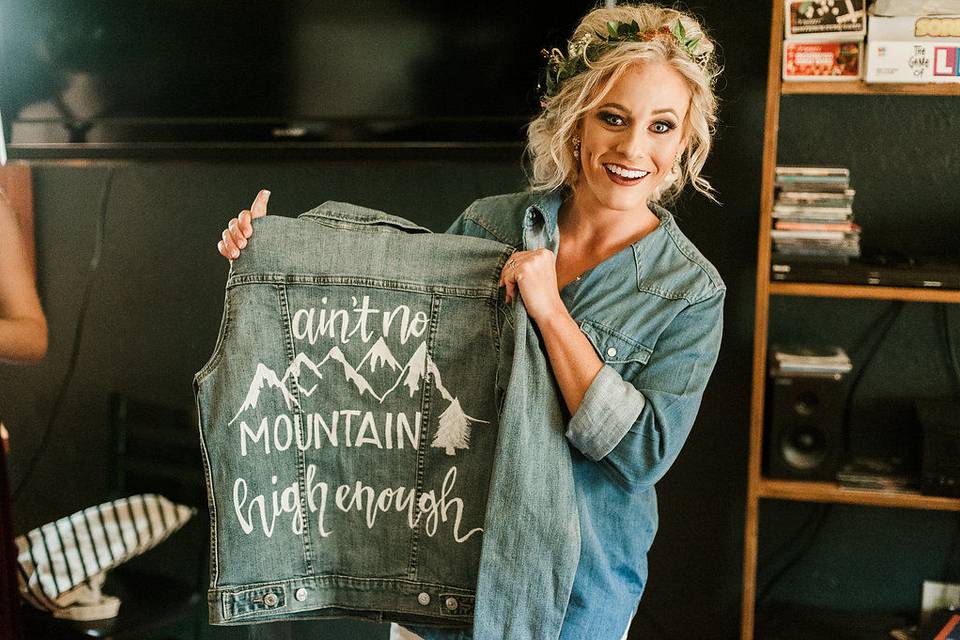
[770, 345, 852, 380]
[772, 166, 860, 263]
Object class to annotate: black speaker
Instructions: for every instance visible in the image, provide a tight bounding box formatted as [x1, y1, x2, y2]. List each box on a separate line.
[766, 374, 846, 481]
[916, 398, 960, 497]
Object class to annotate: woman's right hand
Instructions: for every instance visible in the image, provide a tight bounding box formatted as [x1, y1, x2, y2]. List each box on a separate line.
[217, 189, 271, 260]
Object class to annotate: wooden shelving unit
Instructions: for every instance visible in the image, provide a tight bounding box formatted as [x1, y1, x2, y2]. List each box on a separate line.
[758, 479, 960, 512]
[770, 282, 960, 304]
[781, 80, 960, 96]
[739, 4, 960, 639]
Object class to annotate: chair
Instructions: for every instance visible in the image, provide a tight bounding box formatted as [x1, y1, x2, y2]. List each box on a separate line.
[21, 393, 208, 639]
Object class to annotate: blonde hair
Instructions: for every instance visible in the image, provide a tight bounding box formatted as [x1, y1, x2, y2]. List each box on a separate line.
[525, 3, 722, 205]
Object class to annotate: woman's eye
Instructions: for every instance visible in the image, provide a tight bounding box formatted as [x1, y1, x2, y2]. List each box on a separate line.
[599, 112, 626, 126]
[651, 121, 676, 134]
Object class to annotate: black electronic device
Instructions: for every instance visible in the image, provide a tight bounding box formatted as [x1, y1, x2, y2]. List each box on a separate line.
[771, 254, 960, 290]
[916, 398, 960, 498]
[0, 1, 582, 145]
[766, 373, 846, 481]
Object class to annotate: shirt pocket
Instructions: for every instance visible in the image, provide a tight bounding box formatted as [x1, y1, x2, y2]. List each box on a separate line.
[578, 319, 653, 381]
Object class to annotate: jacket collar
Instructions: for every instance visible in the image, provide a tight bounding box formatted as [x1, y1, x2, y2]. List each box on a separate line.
[299, 201, 432, 234]
[523, 189, 673, 271]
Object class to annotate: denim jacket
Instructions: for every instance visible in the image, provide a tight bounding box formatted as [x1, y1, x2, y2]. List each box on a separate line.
[444, 189, 726, 639]
[194, 201, 579, 639]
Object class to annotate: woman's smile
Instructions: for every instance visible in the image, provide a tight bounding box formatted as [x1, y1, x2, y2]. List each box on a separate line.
[603, 162, 650, 184]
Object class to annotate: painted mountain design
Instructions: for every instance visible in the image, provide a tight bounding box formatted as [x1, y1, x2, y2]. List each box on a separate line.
[357, 336, 402, 373]
[230, 362, 301, 425]
[228, 339, 489, 454]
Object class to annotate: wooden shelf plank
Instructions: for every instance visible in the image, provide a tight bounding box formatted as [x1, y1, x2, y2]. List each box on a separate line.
[769, 281, 960, 303]
[782, 81, 960, 96]
[759, 478, 960, 511]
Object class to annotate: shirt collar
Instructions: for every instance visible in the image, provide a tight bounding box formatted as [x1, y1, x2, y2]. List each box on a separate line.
[522, 189, 673, 271]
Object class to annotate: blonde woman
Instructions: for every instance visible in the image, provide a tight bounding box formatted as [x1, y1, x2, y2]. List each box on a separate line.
[219, 4, 724, 639]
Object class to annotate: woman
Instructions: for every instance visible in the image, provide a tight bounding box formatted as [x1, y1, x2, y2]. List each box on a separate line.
[218, 4, 724, 639]
[1, 184, 48, 640]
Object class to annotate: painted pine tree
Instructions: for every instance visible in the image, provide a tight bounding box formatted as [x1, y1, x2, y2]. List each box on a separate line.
[432, 398, 472, 455]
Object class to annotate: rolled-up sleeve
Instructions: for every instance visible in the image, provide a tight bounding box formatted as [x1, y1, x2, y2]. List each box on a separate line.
[565, 288, 725, 490]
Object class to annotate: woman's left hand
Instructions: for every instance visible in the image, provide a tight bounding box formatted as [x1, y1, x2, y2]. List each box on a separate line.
[499, 249, 566, 322]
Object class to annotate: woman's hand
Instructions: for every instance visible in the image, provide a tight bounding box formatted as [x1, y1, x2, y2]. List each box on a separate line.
[217, 189, 270, 260]
[499, 248, 566, 323]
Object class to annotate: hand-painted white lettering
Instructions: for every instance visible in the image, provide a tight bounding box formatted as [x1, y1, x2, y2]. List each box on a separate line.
[290, 298, 427, 347]
[240, 418, 270, 456]
[340, 410, 360, 447]
[305, 464, 332, 537]
[228, 300, 491, 544]
[347, 296, 379, 343]
[232, 465, 481, 542]
[355, 412, 383, 448]
[273, 414, 293, 451]
[295, 413, 312, 450]
[310, 412, 338, 447]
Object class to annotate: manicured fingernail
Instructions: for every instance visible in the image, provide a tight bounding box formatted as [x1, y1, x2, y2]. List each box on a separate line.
[232, 250, 239, 258]
[239, 240, 246, 248]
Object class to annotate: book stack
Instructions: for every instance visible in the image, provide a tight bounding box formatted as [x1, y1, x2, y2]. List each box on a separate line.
[772, 166, 860, 263]
[770, 345, 852, 380]
[782, 0, 867, 81]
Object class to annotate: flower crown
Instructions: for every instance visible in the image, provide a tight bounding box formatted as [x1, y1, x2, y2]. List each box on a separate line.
[540, 19, 708, 100]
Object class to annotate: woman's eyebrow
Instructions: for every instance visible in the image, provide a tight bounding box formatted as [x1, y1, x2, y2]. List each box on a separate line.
[598, 102, 630, 112]
[598, 103, 679, 118]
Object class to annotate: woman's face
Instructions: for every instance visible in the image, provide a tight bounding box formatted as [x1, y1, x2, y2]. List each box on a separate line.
[574, 61, 691, 215]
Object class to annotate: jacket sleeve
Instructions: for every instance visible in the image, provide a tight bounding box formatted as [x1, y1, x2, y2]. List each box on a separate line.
[445, 210, 470, 235]
[565, 288, 725, 491]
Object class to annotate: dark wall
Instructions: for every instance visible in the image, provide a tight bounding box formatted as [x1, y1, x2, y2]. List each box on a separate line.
[2, 2, 959, 639]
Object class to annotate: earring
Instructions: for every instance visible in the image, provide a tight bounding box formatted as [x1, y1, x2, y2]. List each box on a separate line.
[572, 135, 581, 159]
[673, 154, 682, 174]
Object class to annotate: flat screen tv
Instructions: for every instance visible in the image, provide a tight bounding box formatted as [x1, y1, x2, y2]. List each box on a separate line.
[1, 1, 587, 145]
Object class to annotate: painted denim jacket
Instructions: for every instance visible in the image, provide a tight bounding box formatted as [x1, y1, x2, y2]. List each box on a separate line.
[444, 189, 726, 639]
[193, 201, 579, 639]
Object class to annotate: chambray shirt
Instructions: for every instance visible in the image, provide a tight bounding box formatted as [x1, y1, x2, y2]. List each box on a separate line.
[447, 189, 725, 639]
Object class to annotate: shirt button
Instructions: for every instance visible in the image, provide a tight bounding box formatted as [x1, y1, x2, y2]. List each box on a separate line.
[607, 347, 617, 357]
[445, 596, 459, 611]
[295, 588, 308, 602]
[417, 592, 431, 606]
[263, 592, 279, 607]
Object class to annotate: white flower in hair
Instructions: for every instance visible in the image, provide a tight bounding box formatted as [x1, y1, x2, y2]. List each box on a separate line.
[568, 32, 594, 58]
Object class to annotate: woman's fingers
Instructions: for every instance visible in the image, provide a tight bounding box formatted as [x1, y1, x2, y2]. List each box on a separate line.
[221, 228, 240, 259]
[500, 252, 523, 303]
[250, 189, 270, 218]
[217, 189, 269, 261]
[228, 218, 246, 249]
[238, 210, 254, 237]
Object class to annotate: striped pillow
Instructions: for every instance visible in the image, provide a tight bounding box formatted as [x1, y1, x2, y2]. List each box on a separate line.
[14, 494, 195, 613]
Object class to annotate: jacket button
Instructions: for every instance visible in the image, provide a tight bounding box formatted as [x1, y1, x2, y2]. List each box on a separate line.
[295, 588, 308, 602]
[417, 592, 431, 606]
[263, 592, 279, 607]
[606, 347, 617, 357]
[445, 596, 458, 611]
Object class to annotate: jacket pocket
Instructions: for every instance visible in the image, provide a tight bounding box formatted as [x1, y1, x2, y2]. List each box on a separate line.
[579, 319, 652, 380]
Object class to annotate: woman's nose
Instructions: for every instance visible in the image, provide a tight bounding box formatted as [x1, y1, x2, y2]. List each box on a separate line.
[615, 127, 648, 163]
